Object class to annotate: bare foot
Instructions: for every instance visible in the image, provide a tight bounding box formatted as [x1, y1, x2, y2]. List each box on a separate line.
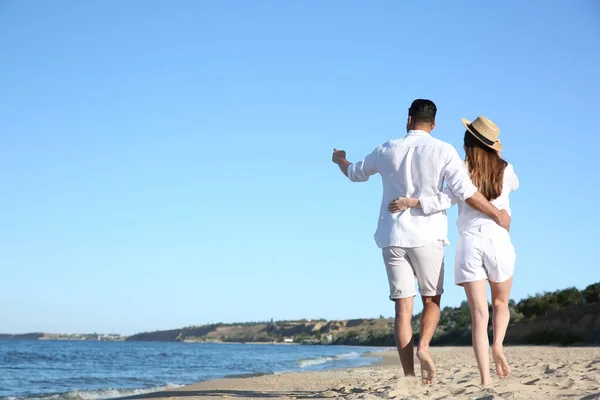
[416, 348, 436, 384]
[492, 345, 510, 379]
[482, 380, 494, 388]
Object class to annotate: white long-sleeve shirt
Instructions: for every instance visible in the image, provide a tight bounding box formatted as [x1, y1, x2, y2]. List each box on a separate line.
[419, 163, 519, 232]
[347, 130, 478, 248]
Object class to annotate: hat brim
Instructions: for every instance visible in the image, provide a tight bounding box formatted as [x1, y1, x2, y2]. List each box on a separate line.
[462, 118, 503, 152]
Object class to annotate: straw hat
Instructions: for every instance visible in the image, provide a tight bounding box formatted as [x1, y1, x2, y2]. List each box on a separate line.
[461, 116, 503, 152]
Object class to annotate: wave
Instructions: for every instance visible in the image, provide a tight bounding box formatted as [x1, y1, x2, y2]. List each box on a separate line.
[366, 347, 389, 353]
[4, 383, 184, 400]
[2, 351, 61, 363]
[224, 371, 273, 379]
[297, 352, 361, 368]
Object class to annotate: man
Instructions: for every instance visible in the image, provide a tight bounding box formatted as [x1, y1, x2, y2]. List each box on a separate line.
[331, 99, 510, 384]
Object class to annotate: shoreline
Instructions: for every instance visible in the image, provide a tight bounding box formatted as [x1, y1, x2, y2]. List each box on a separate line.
[117, 346, 600, 400]
[112, 349, 395, 400]
[212, 350, 392, 381]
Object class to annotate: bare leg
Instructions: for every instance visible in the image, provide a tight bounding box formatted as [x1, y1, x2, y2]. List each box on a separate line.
[463, 280, 492, 386]
[416, 295, 441, 384]
[490, 277, 513, 379]
[394, 297, 415, 377]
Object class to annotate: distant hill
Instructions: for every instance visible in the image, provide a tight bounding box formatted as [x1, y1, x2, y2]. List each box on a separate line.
[0, 333, 43, 340]
[127, 281, 600, 346]
[126, 318, 396, 345]
[4, 281, 599, 346]
[504, 301, 600, 345]
[0, 333, 124, 341]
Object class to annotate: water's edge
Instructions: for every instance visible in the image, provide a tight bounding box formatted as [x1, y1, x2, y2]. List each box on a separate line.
[113, 351, 387, 400]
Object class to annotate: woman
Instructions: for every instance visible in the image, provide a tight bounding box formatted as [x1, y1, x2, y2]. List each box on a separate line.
[388, 116, 519, 386]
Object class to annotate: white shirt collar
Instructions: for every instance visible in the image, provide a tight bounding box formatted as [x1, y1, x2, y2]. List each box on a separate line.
[407, 130, 430, 137]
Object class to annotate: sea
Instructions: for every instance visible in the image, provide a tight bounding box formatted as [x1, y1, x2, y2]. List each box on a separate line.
[0, 340, 386, 400]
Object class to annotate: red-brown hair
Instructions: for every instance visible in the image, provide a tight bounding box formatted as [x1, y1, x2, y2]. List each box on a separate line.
[464, 131, 507, 201]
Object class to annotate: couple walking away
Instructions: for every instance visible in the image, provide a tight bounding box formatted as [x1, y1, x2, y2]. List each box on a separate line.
[332, 99, 518, 387]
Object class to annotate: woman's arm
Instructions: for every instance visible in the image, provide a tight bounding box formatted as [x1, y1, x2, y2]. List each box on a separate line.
[388, 186, 459, 214]
[505, 163, 519, 193]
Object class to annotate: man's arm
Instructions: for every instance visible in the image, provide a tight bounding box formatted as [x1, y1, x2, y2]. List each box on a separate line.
[443, 147, 511, 230]
[464, 192, 511, 230]
[332, 149, 351, 177]
[389, 188, 511, 230]
[332, 147, 378, 182]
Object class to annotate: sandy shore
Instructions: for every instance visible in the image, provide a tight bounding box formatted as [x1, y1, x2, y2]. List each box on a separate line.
[121, 346, 600, 400]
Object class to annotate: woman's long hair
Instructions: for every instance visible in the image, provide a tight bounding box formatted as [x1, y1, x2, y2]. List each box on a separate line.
[464, 131, 508, 201]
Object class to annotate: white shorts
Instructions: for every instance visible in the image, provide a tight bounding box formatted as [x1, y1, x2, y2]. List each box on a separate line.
[382, 240, 445, 300]
[455, 223, 516, 285]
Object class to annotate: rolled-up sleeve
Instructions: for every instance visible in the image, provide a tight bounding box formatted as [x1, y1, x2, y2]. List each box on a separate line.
[347, 147, 379, 182]
[443, 147, 477, 201]
[419, 186, 459, 215]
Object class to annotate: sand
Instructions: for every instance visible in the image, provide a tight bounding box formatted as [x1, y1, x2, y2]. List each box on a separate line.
[122, 346, 600, 400]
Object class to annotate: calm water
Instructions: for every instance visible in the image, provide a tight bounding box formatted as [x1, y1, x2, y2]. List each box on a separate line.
[0, 341, 384, 399]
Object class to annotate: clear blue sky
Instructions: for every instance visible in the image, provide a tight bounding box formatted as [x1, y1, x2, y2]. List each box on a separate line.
[1, 1, 598, 335]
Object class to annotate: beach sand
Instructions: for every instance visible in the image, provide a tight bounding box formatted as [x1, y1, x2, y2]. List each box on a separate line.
[122, 346, 600, 400]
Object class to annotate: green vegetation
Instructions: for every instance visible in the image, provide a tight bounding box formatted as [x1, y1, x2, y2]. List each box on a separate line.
[123, 281, 600, 345]
[422, 281, 600, 346]
[515, 287, 582, 319]
[583, 283, 600, 304]
[331, 282, 599, 347]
